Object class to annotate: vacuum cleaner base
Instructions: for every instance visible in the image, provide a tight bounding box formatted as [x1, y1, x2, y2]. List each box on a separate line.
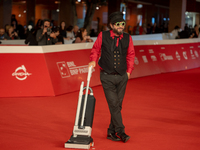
[65, 135, 94, 149]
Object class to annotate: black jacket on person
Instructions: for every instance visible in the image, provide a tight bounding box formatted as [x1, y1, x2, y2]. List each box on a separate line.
[36, 29, 58, 45]
[25, 31, 38, 45]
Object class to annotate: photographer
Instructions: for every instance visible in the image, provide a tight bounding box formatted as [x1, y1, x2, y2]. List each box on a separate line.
[36, 19, 58, 45]
[4, 25, 19, 40]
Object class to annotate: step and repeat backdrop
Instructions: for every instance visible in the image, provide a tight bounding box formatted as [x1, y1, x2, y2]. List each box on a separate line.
[0, 39, 200, 97]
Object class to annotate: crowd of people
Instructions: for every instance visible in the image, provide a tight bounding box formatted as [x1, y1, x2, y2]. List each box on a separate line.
[0, 14, 94, 45]
[0, 14, 199, 45]
[128, 23, 168, 35]
[170, 23, 200, 39]
[128, 22, 200, 39]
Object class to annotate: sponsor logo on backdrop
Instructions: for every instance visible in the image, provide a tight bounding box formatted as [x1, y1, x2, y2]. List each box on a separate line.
[134, 57, 139, 65]
[175, 51, 181, 61]
[159, 53, 173, 61]
[183, 51, 188, 60]
[142, 56, 148, 63]
[148, 49, 154, 53]
[194, 51, 199, 58]
[190, 50, 196, 59]
[151, 55, 157, 61]
[148, 49, 157, 61]
[161, 47, 165, 49]
[57, 61, 95, 78]
[57, 62, 70, 78]
[12, 65, 32, 80]
[139, 49, 144, 52]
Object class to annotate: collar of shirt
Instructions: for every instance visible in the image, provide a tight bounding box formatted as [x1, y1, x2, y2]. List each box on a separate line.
[110, 30, 123, 39]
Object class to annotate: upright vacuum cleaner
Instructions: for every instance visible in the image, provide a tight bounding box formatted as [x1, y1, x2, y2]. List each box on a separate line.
[65, 66, 96, 149]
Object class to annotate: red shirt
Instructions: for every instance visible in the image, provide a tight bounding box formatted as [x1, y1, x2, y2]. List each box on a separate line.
[90, 30, 135, 74]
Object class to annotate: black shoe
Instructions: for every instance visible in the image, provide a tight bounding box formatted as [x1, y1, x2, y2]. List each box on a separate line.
[117, 132, 130, 143]
[107, 133, 121, 141]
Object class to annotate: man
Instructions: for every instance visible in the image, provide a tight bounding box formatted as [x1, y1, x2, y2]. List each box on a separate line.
[88, 12, 135, 143]
[73, 25, 79, 37]
[36, 19, 58, 45]
[0, 28, 6, 40]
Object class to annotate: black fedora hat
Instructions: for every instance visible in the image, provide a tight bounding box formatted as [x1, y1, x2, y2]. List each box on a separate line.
[109, 11, 125, 24]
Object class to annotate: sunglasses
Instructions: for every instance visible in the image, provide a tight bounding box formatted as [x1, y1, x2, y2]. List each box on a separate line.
[115, 22, 126, 27]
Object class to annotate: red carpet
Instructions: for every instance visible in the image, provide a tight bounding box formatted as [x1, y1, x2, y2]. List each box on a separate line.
[1, 68, 200, 150]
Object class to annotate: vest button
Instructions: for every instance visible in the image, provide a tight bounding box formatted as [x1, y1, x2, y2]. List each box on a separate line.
[114, 66, 116, 68]
[114, 55, 116, 57]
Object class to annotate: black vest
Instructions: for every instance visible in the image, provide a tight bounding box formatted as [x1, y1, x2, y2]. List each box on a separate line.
[98, 30, 129, 75]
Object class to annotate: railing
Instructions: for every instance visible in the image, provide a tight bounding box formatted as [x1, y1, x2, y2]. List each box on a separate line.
[0, 33, 176, 45]
[0, 38, 200, 97]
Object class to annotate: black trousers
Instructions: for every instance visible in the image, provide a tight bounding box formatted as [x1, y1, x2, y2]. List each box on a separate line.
[100, 71, 128, 134]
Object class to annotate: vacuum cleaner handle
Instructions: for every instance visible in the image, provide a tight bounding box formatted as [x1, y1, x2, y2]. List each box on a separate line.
[74, 81, 84, 126]
[80, 66, 93, 127]
[82, 86, 93, 95]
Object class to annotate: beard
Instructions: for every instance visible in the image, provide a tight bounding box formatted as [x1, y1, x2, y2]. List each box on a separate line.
[113, 27, 124, 35]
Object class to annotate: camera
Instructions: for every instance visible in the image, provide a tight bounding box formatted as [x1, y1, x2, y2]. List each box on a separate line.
[47, 28, 52, 35]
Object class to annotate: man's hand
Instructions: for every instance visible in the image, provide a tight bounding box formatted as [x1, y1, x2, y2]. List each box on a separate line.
[88, 61, 96, 69]
[14, 32, 18, 37]
[10, 33, 14, 37]
[43, 28, 47, 34]
[50, 32, 57, 39]
[127, 72, 130, 79]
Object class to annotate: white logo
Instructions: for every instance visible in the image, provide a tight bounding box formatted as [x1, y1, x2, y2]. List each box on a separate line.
[12, 65, 32, 80]
[194, 51, 199, 58]
[159, 53, 173, 61]
[57, 62, 71, 78]
[57, 61, 95, 78]
[142, 56, 148, 63]
[175, 51, 181, 61]
[190, 50, 196, 59]
[151, 55, 157, 61]
[139, 49, 144, 52]
[134, 57, 139, 65]
[161, 47, 165, 49]
[149, 49, 154, 53]
[183, 52, 188, 60]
